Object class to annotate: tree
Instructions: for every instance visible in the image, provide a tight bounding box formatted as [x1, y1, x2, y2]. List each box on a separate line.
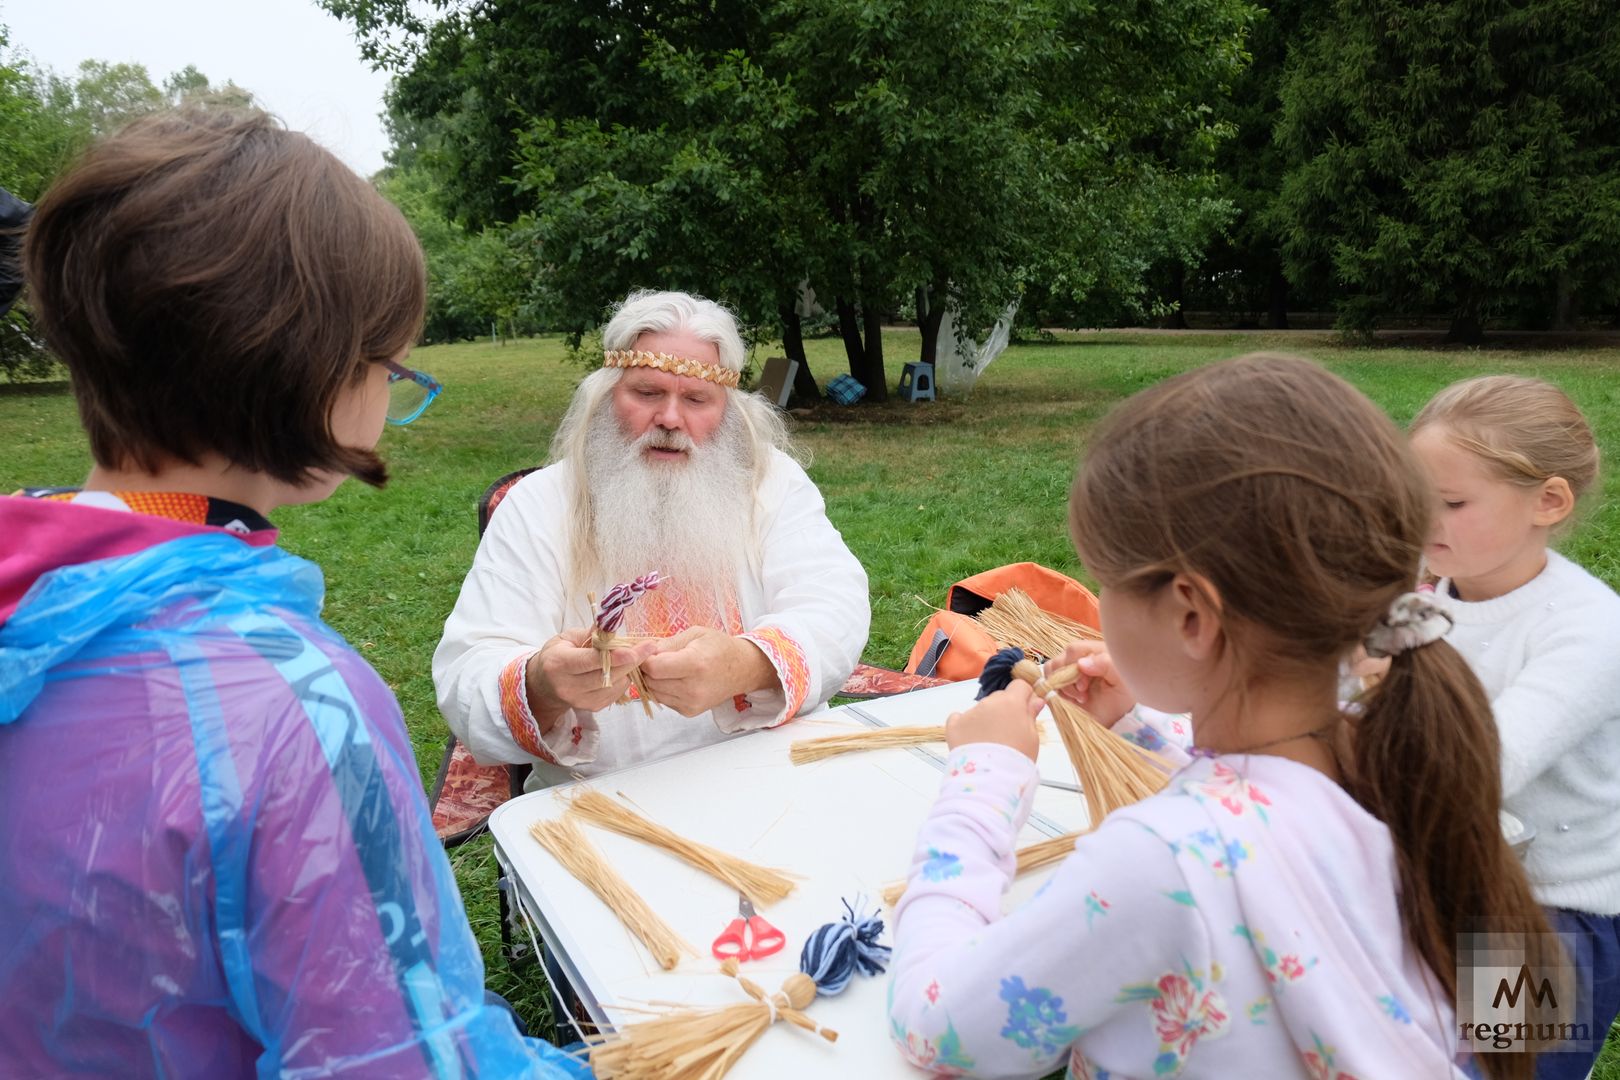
[0, 33, 253, 380]
[61, 60, 164, 136]
[331, 0, 1254, 397]
[377, 162, 534, 343]
[1275, 0, 1620, 342]
[1190, 0, 1307, 329]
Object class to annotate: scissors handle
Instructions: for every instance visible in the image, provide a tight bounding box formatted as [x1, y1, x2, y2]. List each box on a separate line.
[745, 915, 785, 959]
[711, 917, 749, 960]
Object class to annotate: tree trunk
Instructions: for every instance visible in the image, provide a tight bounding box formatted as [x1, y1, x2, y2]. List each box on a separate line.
[1553, 271, 1576, 332]
[1445, 298, 1484, 345]
[834, 294, 866, 379]
[853, 301, 887, 402]
[917, 283, 946, 366]
[1267, 266, 1290, 330]
[778, 303, 819, 403]
[1164, 263, 1188, 329]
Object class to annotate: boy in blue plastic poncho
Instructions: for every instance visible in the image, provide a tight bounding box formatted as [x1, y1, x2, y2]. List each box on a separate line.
[0, 108, 586, 1079]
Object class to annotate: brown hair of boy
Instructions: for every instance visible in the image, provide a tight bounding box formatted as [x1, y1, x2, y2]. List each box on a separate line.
[1413, 375, 1600, 523]
[1070, 354, 1552, 1079]
[24, 107, 425, 487]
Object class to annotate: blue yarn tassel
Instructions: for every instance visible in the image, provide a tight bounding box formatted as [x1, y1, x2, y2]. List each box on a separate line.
[798, 897, 891, 996]
[976, 646, 1027, 700]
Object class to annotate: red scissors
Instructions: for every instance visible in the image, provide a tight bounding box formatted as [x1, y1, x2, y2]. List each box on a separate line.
[710, 893, 785, 962]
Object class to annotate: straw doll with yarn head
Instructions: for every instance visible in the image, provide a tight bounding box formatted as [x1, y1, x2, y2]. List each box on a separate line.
[1411, 375, 1620, 1080]
[888, 354, 1553, 1079]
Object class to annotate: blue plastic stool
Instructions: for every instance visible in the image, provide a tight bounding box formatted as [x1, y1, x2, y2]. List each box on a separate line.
[898, 361, 936, 402]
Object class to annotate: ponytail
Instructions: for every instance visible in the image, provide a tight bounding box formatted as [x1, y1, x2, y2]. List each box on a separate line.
[1350, 640, 1554, 1080]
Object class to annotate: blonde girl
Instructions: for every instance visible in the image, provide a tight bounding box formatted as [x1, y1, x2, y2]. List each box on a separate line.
[1413, 375, 1620, 1080]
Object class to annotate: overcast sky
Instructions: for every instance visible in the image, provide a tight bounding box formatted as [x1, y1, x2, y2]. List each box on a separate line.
[4, 0, 393, 177]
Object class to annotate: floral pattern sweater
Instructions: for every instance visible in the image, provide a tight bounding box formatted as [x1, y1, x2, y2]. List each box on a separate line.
[889, 743, 1468, 1079]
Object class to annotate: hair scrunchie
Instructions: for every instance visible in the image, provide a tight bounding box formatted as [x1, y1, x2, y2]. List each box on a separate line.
[1363, 592, 1453, 659]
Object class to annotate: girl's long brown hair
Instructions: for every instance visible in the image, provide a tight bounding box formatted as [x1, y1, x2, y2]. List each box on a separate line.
[1069, 354, 1551, 1079]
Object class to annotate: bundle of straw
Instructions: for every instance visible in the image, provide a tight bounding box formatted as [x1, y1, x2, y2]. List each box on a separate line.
[530, 817, 693, 971]
[789, 722, 1046, 766]
[788, 725, 949, 765]
[590, 575, 663, 718]
[589, 958, 836, 1080]
[974, 586, 1102, 659]
[1015, 657, 1168, 828]
[882, 831, 1081, 906]
[567, 790, 797, 908]
[1015, 832, 1081, 875]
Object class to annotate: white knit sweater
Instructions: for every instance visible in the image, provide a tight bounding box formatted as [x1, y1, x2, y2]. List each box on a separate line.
[1434, 550, 1620, 914]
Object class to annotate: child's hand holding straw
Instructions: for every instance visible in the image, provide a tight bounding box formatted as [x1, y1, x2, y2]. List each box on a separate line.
[1046, 640, 1136, 725]
[944, 683, 1044, 760]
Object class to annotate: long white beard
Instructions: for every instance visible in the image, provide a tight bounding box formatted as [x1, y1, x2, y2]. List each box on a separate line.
[582, 399, 756, 614]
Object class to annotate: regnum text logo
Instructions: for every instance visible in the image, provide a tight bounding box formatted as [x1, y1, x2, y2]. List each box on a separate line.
[1456, 929, 1590, 1054]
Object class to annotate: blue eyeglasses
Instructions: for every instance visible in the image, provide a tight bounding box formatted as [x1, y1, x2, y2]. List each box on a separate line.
[383, 359, 442, 425]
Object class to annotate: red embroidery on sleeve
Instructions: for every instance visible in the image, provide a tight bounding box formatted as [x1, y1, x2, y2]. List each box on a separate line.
[498, 653, 559, 765]
[740, 626, 810, 720]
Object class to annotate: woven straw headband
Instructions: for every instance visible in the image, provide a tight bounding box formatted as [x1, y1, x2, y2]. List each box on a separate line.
[603, 349, 741, 389]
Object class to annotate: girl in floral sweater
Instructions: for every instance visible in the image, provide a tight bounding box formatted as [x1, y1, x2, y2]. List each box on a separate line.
[888, 355, 1551, 1079]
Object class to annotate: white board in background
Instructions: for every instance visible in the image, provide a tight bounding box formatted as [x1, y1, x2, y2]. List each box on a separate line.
[488, 711, 1066, 1080]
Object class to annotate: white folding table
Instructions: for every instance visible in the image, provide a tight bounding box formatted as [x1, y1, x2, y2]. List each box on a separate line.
[487, 679, 1093, 1079]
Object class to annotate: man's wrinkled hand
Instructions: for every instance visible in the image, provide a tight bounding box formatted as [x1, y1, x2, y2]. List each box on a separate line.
[639, 626, 777, 717]
[526, 628, 656, 731]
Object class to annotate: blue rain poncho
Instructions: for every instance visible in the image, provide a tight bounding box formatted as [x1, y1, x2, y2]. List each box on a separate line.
[0, 524, 587, 1079]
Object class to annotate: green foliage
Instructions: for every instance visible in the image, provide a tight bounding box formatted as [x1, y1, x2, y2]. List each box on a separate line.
[376, 164, 534, 343]
[328, 0, 1256, 378]
[1184, 0, 1307, 326]
[1275, 0, 1620, 341]
[0, 29, 76, 201]
[0, 26, 253, 381]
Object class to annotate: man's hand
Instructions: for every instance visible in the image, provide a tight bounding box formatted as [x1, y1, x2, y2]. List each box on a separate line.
[525, 629, 657, 733]
[638, 627, 778, 717]
[1048, 640, 1137, 727]
[945, 683, 1043, 760]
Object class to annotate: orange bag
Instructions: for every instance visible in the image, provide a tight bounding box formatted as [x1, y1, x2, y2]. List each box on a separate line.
[905, 563, 1100, 681]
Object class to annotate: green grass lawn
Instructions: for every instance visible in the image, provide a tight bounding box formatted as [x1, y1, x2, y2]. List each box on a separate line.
[5, 329, 1619, 1066]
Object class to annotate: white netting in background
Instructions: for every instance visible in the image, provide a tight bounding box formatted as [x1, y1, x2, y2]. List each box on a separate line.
[936, 300, 1019, 397]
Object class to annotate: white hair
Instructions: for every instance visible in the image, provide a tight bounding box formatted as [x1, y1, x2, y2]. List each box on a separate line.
[547, 295, 801, 601]
[601, 289, 747, 374]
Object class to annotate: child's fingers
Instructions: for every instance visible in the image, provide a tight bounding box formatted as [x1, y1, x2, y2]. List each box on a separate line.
[1052, 639, 1107, 670]
[1043, 658, 1092, 705]
[1077, 652, 1115, 680]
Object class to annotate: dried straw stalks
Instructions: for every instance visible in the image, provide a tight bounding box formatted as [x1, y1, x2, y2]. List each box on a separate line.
[973, 587, 1102, 659]
[589, 590, 659, 718]
[529, 817, 693, 971]
[588, 958, 836, 1080]
[882, 832, 1081, 906]
[788, 725, 948, 765]
[567, 790, 797, 908]
[1018, 657, 1168, 828]
[789, 722, 1049, 766]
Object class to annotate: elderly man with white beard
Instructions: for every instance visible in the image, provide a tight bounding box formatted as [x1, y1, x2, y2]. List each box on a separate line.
[432, 290, 871, 787]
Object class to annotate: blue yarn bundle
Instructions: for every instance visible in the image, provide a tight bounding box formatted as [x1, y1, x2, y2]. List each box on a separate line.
[976, 646, 1028, 699]
[798, 897, 891, 996]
